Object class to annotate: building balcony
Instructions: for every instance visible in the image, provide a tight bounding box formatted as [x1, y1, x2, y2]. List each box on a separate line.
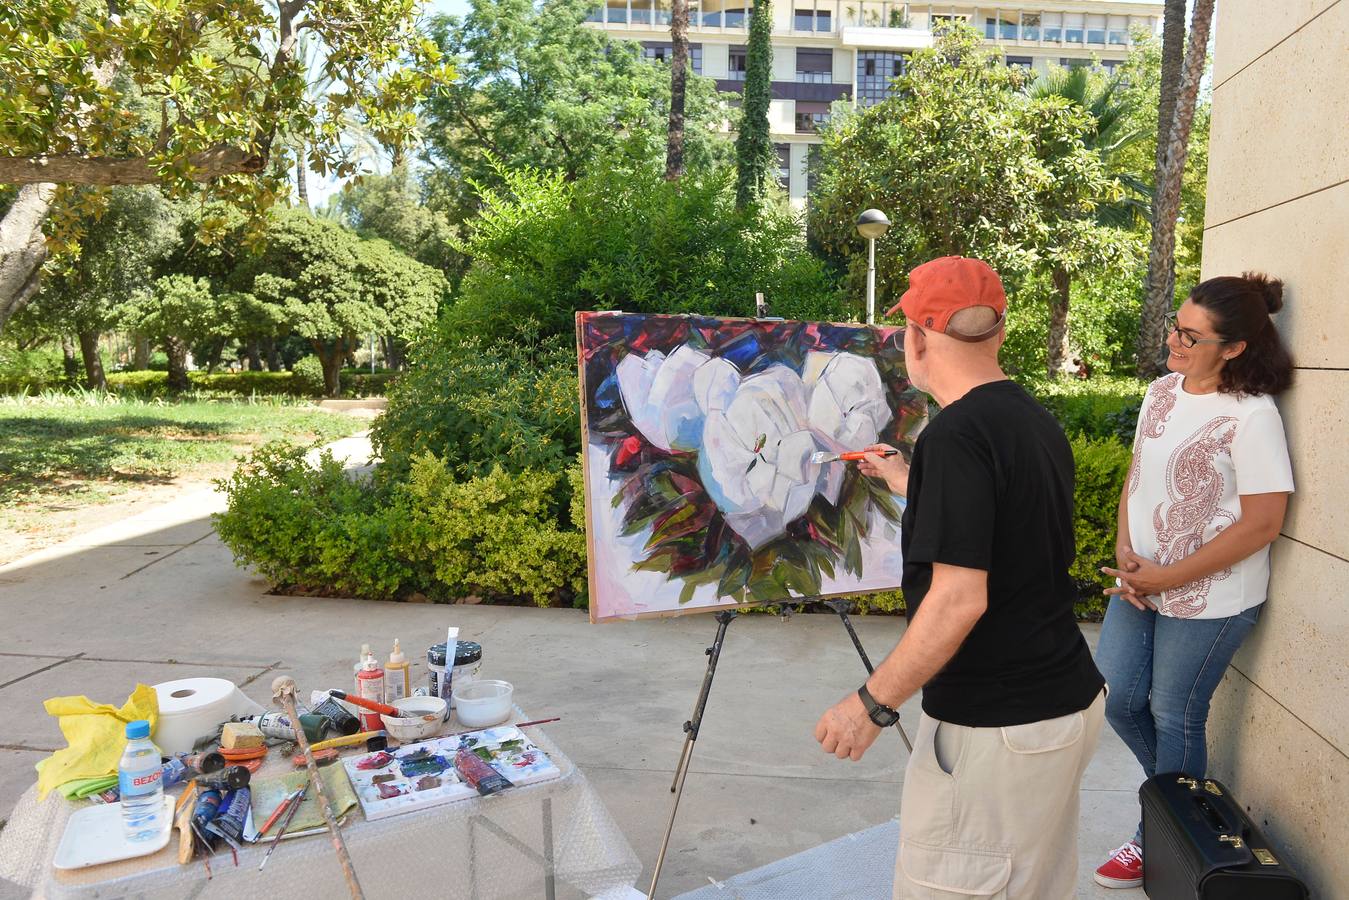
[585, 1, 1157, 48]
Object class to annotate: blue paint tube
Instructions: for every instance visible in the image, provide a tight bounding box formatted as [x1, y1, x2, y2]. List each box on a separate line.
[190, 789, 224, 846]
[204, 787, 251, 851]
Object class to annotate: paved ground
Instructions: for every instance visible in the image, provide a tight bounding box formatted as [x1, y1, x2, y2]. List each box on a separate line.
[0, 434, 1145, 898]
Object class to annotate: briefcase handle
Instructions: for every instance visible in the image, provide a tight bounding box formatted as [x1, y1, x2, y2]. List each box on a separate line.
[1178, 777, 1248, 848]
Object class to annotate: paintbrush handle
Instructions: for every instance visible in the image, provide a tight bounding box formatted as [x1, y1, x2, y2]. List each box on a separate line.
[310, 730, 387, 752]
[839, 448, 898, 461]
[328, 690, 401, 718]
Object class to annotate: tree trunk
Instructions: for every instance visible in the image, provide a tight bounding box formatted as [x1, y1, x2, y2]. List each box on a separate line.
[0, 184, 55, 334]
[1145, 0, 1187, 342]
[296, 152, 310, 209]
[77, 330, 108, 391]
[665, 0, 690, 180]
[165, 338, 191, 392]
[244, 338, 263, 371]
[263, 336, 284, 371]
[1138, 0, 1214, 378]
[203, 338, 225, 374]
[132, 333, 150, 370]
[61, 335, 81, 379]
[1047, 267, 1071, 377]
[319, 343, 345, 398]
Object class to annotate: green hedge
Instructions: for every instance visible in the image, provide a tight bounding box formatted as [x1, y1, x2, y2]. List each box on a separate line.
[96, 368, 399, 399]
[1020, 375, 1147, 441]
[213, 442, 586, 606]
[1069, 433, 1132, 619]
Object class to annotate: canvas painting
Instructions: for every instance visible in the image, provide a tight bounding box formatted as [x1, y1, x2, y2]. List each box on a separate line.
[341, 726, 560, 821]
[577, 312, 926, 623]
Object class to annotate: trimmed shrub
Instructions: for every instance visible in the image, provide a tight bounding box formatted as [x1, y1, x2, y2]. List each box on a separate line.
[396, 455, 586, 607]
[341, 371, 398, 397]
[291, 356, 326, 397]
[1069, 433, 1132, 619]
[213, 442, 416, 600]
[214, 442, 585, 607]
[371, 328, 580, 480]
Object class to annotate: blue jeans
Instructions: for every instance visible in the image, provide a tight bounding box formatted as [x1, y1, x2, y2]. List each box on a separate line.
[1095, 596, 1262, 845]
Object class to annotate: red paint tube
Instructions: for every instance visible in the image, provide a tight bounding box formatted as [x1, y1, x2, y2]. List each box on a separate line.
[454, 748, 512, 796]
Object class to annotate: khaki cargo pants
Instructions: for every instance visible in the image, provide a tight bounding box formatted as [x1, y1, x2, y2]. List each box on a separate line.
[894, 690, 1106, 899]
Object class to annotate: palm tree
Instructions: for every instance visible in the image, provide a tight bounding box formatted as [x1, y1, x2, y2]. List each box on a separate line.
[665, 0, 690, 179]
[1032, 65, 1148, 375]
[1138, 0, 1214, 377]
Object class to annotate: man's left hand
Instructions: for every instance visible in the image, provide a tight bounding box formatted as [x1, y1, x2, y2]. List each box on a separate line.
[814, 691, 883, 762]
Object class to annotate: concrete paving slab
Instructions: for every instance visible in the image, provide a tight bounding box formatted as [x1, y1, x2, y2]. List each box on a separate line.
[0, 657, 69, 691]
[0, 659, 268, 750]
[0, 752, 45, 823]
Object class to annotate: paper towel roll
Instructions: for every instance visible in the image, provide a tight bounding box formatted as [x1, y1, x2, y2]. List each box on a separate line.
[153, 678, 264, 755]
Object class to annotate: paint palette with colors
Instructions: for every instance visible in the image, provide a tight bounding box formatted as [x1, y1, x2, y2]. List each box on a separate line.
[342, 725, 560, 821]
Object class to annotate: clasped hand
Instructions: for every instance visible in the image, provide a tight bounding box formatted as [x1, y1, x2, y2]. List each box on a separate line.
[1101, 548, 1175, 611]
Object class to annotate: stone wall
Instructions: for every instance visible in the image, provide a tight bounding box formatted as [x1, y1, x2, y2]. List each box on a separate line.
[1200, 2, 1348, 895]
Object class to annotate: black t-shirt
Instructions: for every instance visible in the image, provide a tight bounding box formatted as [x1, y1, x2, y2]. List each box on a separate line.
[901, 379, 1104, 727]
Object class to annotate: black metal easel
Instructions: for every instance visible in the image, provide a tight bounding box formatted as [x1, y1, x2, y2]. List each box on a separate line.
[645, 598, 912, 898]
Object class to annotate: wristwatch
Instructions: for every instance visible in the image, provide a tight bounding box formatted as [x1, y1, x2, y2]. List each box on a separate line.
[857, 684, 900, 728]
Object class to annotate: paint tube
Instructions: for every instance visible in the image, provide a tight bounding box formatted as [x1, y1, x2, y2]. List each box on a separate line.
[239, 712, 327, 743]
[161, 751, 227, 789]
[311, 695, 361, 736]
[204, 787, 250, 851]
[191, 788, 223, 838]
[454, 748, 511, 796]
[193, 765, 251, 792]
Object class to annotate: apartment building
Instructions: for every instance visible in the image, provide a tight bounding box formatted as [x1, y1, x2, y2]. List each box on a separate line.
[587, 1, 1163, 208]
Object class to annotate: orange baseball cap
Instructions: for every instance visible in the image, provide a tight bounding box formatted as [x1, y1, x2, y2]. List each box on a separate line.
[886, 256, 1007, 340]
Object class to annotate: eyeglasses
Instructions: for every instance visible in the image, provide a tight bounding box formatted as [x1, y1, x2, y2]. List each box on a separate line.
[1165, 312, 1227, 349]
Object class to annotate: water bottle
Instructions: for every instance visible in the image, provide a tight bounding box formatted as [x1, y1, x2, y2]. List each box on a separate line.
[119, 720, 165, 842]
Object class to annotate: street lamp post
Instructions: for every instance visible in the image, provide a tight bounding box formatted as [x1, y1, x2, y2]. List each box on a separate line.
[855, 209, 891, 325]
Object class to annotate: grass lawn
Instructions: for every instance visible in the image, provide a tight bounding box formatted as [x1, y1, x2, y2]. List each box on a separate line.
[0, 392, 365, 557]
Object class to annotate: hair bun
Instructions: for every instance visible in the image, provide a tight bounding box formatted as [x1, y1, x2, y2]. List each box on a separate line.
[1242, 271, 1284, 313]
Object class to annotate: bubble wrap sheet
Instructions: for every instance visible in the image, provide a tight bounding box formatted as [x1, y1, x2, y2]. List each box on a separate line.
[673, 820, 898, 900]
[0, 725, 640, 899]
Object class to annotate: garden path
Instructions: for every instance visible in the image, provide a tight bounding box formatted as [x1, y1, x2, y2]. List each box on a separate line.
[0, 431, 1141, 897]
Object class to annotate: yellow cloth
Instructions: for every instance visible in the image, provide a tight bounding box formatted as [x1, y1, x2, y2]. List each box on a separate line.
[35, 684, 159, 800]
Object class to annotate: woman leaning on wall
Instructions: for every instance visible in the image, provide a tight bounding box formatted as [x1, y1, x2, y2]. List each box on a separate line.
[1092, 272, 1295, 890]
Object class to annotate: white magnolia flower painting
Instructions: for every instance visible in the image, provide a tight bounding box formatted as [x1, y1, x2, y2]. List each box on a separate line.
[578, 313, 926, 622]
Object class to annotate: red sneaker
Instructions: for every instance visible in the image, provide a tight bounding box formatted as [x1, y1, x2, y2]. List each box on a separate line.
[1094, 840, 1144, 889]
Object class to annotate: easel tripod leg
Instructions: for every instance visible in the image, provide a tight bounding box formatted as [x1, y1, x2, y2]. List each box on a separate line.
[648, 610, 738, 899]
[824, 599, 913, 754]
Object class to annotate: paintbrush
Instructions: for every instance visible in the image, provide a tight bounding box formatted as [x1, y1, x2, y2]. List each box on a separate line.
[326, 689, 408, 718]
[258, 787, 307, 870]
[257, 788, 304, 837]
[810, 447, 898, 465]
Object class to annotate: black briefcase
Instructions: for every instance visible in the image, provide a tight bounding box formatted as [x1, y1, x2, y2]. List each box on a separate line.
[1140, 772, 1309, 900]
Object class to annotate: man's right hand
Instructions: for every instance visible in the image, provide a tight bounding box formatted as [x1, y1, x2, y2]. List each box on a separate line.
[857, 443, 910, 497]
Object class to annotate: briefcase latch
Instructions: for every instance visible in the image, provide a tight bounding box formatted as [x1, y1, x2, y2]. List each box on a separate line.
[1218, 834, 1245, 849]
[1253, 848, 1279, 866]
[1177, 777, 1200, 790]
[1203, 780, 1223, 796]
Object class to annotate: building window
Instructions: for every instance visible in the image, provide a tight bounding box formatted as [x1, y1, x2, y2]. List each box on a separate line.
[631, 0, 652, 25]
[642, 42, 704, 75]
[1005, 55, 1032, 70]
[1100, 59, 1123, 74]
[793, 8, 832, 32]
[795, 100, 830, 133]
[728, 46, 748, 80]
[796, 49, 833, 83]
[1042, 12, 1061, 42]
[984, 15, 1017, 41]
[1064, 13, 1085, 44]
[857, 50, 906, 107]
[1086, 14, 1106, 44]
[1020, 13, 1040, 41]
[1106, 16, 1128, 45]
[1059, 58, 1091, 69]
[724, 6, 747, 27]
[806, 144, 822, 195]
[930, 13, 969, 28]
[775, 143, 791, 188]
